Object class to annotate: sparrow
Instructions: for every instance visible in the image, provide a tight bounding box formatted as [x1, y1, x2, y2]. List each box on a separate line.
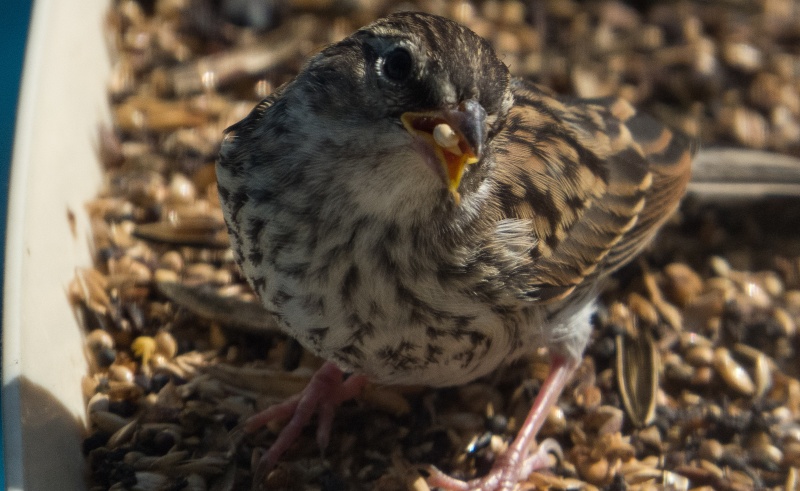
[217, 11, 695, 490]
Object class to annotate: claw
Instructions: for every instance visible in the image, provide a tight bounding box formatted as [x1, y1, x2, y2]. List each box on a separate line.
[426, 356, 577, 491]
[245, 362, 368, 486]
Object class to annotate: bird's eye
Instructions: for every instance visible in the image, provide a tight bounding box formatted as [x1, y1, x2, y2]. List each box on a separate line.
[381, 47, 413, 82]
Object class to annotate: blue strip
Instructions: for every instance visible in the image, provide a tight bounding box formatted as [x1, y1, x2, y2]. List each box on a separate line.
[1, 1, 35, 487]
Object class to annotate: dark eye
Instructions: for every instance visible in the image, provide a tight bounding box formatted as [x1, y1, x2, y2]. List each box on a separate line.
[382, 47, 413, 82]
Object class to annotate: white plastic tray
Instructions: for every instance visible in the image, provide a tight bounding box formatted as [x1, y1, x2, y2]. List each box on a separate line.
[3, 1, 109, 489]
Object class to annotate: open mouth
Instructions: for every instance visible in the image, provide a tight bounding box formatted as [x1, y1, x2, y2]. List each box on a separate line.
[401, 111, 481, 204]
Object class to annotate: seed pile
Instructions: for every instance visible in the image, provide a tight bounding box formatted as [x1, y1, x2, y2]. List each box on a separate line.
[72, 1, 800, 490]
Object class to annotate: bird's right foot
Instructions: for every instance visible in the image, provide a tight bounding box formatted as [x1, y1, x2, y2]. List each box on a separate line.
[244, 361, 368, 488]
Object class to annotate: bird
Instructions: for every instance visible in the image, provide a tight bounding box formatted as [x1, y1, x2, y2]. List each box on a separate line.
[216, 11, 695, 490]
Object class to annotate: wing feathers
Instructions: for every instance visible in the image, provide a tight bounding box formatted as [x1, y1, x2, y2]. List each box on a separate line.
[492, 81, 695, 300]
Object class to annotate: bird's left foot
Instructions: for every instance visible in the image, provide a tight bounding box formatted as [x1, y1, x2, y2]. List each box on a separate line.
[426, 438, 562, 490]
[244, 361, 368, 487]
[426, 355, 577, 491]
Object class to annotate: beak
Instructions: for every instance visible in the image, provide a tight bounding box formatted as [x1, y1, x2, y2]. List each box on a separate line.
[401, 99, 487, 204]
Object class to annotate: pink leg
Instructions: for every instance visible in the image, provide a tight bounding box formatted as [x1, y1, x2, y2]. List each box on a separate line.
[245, 362, 368, 484]
[427, 355, 579, 491]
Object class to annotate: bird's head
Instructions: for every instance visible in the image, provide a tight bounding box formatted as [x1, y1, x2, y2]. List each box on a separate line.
[346, 12, 513, 205]
[225, 12, 513, 217]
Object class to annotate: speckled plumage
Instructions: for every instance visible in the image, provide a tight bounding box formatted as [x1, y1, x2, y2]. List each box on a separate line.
[217, 11, 695, 489]
[218, 12, 693, 386]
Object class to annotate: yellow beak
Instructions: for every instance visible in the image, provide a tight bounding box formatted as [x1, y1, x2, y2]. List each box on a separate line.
[401, 100, 486, 204]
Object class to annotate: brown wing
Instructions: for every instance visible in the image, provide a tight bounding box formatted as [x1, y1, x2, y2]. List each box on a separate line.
[491, 80, 695, 302]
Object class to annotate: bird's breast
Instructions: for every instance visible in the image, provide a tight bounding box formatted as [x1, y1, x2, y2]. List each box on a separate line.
[236, 207, 539, 386]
